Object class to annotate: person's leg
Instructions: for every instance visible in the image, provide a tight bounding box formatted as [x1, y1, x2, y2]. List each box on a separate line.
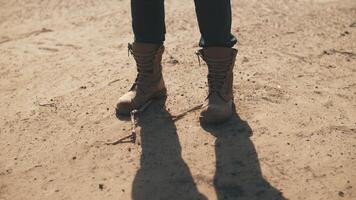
[131, 0, 165, 44]
[116, 0, 167, 115]
[194, 0, 237, 47]
[194, 0, 238, 124]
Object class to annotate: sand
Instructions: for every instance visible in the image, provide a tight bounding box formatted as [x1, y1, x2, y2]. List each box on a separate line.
[0, 0, 355, 199]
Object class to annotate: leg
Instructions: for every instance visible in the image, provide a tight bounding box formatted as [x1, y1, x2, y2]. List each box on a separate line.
[116, 0, 167, 115]
[194, 0, 237, 47]
[131, 0, 165, 44]
[194, 0, 238, 123]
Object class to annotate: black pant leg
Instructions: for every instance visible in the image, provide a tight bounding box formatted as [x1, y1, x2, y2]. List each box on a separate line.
[194, 0, 237, 47]
[131, 0, 165, 44]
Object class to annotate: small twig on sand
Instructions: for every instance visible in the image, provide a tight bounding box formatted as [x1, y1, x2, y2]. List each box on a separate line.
[320, 49, 356, 58]
[105, 134, 136, 145]
[38, 102, 57, 110]
[171, 104, 203, 122]
[106, 101, 203, 146]
[38, 103, 55, 106]
[108, 78, 121, 86]
[106, 100, 153, 145]
[0, 28, 53, 45]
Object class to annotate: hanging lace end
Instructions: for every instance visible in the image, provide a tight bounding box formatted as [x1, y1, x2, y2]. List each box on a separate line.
[128, 43, 134, 57]
[195, 50, 202, 67]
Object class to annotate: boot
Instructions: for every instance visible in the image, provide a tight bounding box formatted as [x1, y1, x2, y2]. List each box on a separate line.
[116, 42, 167, 115]
[197, 47, 238, 124]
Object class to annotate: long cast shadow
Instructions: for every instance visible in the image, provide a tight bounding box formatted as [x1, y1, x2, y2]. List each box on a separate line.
[201, 106, 286, 200]
[131, 98, 207, 200]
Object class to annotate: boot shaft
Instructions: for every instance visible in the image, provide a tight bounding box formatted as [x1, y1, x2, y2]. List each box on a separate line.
[129, 42, 164, 75]
[197, 47, 238, 101]
[128, 42, 165, 90]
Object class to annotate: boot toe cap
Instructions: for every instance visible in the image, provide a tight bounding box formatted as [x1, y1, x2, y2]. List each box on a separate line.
[116, 98, 134, 116]
[200, 104, 232, 124]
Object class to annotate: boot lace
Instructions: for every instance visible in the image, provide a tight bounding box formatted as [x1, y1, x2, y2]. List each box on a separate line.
[128, 43, 157, 91]
[196, 51, 232, 94]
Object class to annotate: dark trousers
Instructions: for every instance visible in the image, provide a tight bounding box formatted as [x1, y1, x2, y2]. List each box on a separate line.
[131, 0, 237, 47]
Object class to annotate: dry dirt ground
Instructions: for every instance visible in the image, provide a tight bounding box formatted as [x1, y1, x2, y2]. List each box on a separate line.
[1, 0, 356, 200]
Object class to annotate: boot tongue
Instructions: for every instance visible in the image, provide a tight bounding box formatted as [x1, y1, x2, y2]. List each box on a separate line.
[130, 43, 163, 92]
[201, 47, 235, 102]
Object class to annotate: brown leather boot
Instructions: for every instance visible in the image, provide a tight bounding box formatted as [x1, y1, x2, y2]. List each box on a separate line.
[197, 47, 238, 124]
[116, 42, 167, 115]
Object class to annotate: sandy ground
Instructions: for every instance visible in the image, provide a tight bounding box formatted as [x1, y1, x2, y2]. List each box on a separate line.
[0, 0, 356, 199]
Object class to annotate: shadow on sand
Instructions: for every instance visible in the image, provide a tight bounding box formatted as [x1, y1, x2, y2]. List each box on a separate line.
[201, 105, 286, 200]
[118, 99, 286, 200]
[130, 98, 207, 200]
